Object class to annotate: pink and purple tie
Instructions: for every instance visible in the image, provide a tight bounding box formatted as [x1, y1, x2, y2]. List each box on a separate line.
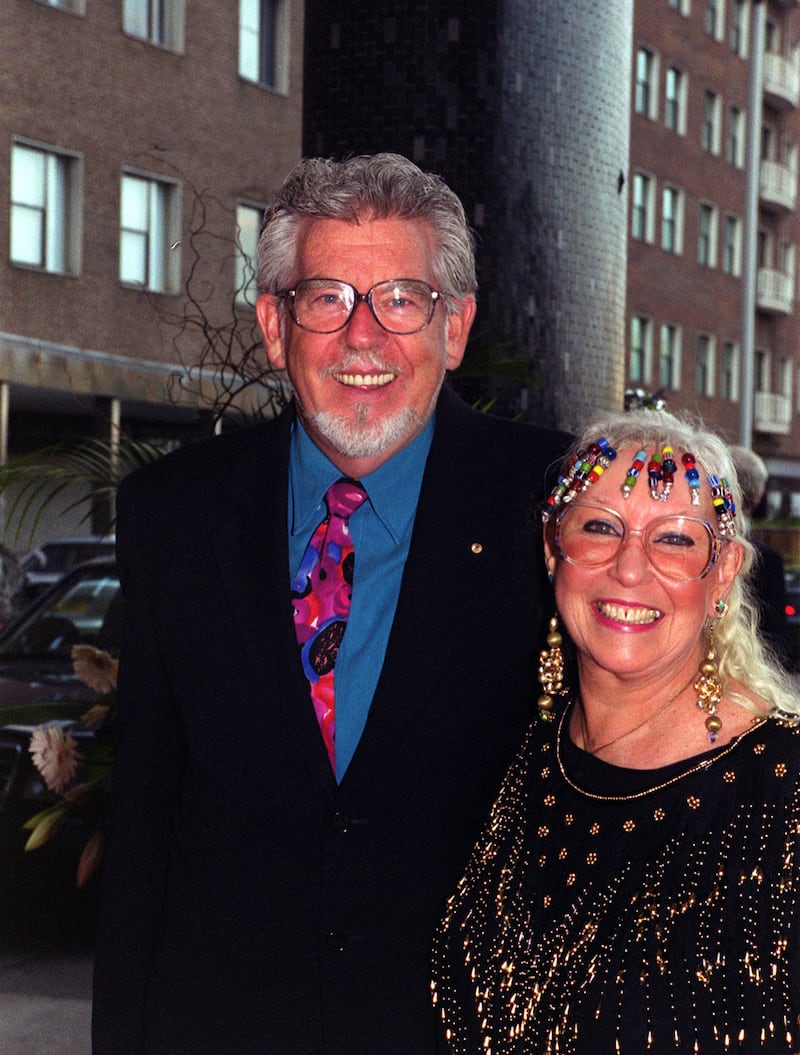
[291, 478, 368, 770]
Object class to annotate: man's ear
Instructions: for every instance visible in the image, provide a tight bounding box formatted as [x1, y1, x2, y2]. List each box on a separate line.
[256, 293, 286, 371]
[444, 295, 476, 371]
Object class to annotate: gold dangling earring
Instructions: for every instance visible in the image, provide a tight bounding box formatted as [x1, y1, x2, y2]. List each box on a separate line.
[538, 614, 567, 722]
[695, 615, 724, 743]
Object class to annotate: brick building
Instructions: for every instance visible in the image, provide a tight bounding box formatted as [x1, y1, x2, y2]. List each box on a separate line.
[1, 0, 303, 527]
[629, 0, 800, 517]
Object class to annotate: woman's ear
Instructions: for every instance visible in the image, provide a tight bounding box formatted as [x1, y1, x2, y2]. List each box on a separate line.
[708, 540, 744, 617]
[543, 523, 558, 581]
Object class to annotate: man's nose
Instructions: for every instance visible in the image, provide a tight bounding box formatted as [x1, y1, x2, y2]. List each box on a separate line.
[343, 297, 386, 342]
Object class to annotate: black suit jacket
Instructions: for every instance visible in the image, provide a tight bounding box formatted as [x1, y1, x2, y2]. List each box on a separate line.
[92, 386, 567, 1055]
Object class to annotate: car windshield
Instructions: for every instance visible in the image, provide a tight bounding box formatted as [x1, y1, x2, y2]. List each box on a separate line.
[0, 566, 121, 660]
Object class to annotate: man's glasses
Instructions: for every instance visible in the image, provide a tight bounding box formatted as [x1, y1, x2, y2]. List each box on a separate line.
[278, 278, 443, 334]
[553, 502, 723, 582]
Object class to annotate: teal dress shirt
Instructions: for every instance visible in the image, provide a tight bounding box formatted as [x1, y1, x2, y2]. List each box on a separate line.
[288, 418, 434, 780]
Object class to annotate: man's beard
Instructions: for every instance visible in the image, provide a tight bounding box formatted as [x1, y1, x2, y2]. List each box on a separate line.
[307, 403, 421, 461]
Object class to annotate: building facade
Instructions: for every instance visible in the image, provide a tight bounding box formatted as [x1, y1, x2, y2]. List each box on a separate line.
[303, 0, 633, 431]
[1, 0, 303, 535]
[628, 0, 800, 517]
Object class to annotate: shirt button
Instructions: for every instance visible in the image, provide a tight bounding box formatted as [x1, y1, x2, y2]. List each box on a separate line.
[326, 930, 347, 952]
[331, 812, 351, 833]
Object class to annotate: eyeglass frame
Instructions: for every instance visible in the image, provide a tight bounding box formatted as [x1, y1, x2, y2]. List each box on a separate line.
[551, 500, 725, 582]
[277, 277, 445, 335]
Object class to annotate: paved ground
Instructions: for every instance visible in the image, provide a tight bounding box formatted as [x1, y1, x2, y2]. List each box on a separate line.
[0, 949, 93, 1055]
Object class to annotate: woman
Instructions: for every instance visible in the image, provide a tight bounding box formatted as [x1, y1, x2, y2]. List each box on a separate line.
[432, 409, 799, 1055]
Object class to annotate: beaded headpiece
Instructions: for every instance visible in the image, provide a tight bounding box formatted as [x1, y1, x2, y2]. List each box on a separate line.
[544, 437, 737, 537]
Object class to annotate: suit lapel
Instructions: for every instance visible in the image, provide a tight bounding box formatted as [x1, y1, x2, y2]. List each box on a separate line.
[207, 412, 337, 793]
[341, 388, 511, 787]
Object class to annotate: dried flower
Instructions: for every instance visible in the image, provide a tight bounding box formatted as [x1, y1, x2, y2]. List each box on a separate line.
[28, 724, 82, 794]
[71, 645, 119, 695]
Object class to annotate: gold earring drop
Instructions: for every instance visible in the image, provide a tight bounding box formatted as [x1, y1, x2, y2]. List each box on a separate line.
[695, 625, 723, 743]
[538, 615, 566, 721]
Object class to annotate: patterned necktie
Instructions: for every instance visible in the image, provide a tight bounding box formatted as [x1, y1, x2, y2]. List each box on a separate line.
[291, 478, 368, 770]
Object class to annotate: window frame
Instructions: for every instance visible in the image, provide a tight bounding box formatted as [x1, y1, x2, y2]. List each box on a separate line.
[659, 323, 682, 391]
[702, 89, 722, 154]
[119, 169, 181, 294]
[635, 47, 659, 120]
[722, 214, 742, 276]
[721, 341, 739, 401]
[695, 333, 716, 397]
[664, 66, 687, 134]
[122, 0, 185, 52]
[698, 201, 718, 267]
[10, 138, 83, 276]
[632, 171, 656, 243]
[629, 314, 653, 384]
[235, 201, 265, 308]
[239, 0, 291, 94]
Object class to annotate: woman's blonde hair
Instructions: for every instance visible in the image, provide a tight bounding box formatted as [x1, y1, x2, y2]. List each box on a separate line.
[557, 408, 797, 715]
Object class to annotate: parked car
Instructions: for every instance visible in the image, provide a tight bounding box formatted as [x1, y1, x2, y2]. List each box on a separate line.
[0, 558, 120, 925]
[18, 535, 116, 607]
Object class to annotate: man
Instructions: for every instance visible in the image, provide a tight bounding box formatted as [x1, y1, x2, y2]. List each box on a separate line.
[92, 153, 567, 1055]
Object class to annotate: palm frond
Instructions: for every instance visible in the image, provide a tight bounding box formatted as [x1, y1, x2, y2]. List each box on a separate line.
[0, 437, 164, 546]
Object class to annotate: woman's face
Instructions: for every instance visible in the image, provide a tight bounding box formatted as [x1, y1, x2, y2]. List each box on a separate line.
[544, 443, 742, 687]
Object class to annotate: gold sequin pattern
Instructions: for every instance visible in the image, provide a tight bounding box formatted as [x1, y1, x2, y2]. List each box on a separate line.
[432, 703, 800, 1053]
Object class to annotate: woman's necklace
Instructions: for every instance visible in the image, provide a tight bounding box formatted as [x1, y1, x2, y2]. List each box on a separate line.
[557, 702, 768, 802]
[576, 674, 696, 757]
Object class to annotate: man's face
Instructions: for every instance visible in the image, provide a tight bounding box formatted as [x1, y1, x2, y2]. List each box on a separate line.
[256, 216, 475, 478]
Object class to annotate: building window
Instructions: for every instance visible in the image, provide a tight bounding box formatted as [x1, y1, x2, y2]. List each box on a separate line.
[630, 315, 652, 383]
[659, 324, 681, 390]
[37, 0, 86, 12]
[696, 334, 715, 396]
[721, 342, 739, 400]
[726, 106, 744, 166]
[664, 67, 686, 133]
[755, 349, 770, 393]
[698, 202, 718, 266]
[632, 172, 654, 242]
[780, 356, 793, 400]
[10, 141, 81, 274]
[669, 0, 690, 13]
[730, 0, 748, 57]
[702, 90, 721, 153]
[635, 47, 657, 119]
[722, 215, 741, 275]
[705, 0, 724, 41]
[235, 203, 264, 307]
[123, 0, 184, 50]
[239, 0, 289, 93]
[119, 172, 180, 293]
[661, 186, 683, 253]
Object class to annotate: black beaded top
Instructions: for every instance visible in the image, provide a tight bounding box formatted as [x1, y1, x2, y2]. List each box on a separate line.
[432, 699, 800, 1054]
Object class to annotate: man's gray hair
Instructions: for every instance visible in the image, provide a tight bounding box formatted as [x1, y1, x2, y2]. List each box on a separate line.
[256, 153, 477, 306]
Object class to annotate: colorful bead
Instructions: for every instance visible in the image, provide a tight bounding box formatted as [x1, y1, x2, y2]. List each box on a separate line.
[543, 437, 617, 517]
[683, 452, 701, 505]
[648, 452, 663, 500]
[621, 449, 647, 498]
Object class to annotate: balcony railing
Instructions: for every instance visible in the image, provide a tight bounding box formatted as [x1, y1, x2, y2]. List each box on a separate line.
[757, 267, 795, 314]
[760, 159, 798, 211]
[754, 392, 793, 434]
[763, 52, 800, 109]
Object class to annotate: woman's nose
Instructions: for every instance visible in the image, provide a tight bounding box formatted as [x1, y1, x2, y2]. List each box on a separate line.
[610, 531, 651, 582]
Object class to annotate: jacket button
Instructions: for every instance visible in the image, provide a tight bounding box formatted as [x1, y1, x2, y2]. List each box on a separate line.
[326, 930, 347, 952]
[331, 812, 350, 833]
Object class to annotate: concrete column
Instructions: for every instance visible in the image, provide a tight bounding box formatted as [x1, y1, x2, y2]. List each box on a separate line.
[486, 0, 634, 432]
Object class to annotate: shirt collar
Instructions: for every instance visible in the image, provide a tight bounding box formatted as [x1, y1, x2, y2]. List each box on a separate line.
[289, 416, 435, 545]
